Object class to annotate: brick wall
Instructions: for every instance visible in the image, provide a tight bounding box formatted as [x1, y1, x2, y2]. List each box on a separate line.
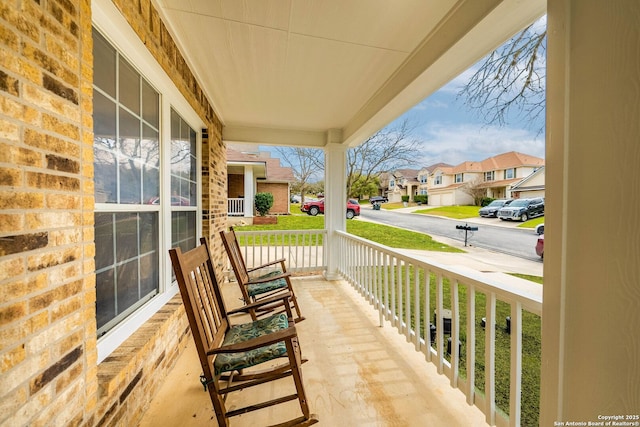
[257, 182, 290, 214]
[0, 1, 226, 426]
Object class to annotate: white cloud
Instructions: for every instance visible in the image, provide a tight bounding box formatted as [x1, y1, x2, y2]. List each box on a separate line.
[415, 122, 545, 166]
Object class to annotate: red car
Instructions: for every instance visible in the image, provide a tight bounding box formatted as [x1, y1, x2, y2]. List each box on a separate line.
[301, 198, 361, 219]
[536, 235, 544, 259]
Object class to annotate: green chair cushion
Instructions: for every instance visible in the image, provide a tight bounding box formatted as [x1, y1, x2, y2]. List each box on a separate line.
[214, 313, 289, 375]
[246, 270, 287, 297]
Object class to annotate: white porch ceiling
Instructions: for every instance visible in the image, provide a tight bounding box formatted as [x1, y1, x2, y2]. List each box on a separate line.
[154, 0, 545, 147]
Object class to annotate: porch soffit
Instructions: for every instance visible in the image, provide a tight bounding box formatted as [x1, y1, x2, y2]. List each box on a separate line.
[155, 0, 545, 148]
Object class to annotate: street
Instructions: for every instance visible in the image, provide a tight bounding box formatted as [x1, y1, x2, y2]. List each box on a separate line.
[359, 205, 543, 261]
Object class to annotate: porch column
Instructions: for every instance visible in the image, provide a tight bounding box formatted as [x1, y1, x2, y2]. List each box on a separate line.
[541, 1, 640, 424]
[324, 130, 346, 280]
[244, 165, 254, 217]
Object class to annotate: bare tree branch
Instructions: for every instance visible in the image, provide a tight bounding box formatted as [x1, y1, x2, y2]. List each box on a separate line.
[458, 21, 546, 134]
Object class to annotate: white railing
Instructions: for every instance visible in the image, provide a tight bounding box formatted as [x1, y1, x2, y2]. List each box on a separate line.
[228, 198, 245, 216]
[335, 230, 542, 427]
[234, 229, 327, 273]
[231, 227, 542, 425]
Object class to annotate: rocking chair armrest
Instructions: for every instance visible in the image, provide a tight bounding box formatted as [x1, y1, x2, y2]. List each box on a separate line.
[247, 271, 291, 285]
[207, 326, 298, 354]
[246, 258, 286, 272]
[227, 292, 292, 316]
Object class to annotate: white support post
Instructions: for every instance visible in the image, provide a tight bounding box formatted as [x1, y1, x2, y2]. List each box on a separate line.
[323, 130, 346, 280]
[243, 165, 254, 218]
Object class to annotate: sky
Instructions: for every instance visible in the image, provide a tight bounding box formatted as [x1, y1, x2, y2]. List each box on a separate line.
[388, 68, 546, 167]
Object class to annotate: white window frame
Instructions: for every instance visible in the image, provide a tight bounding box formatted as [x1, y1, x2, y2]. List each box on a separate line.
[455, 173, 463, 183]
[485, 171, 495, 181]
[505, 168, 515, 179]
[93, 0, 204, 363]
[434, 174, 442, 185]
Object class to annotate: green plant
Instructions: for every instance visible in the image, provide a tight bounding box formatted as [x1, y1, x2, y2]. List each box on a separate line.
[481, 197, 494, 207]
[414, 194, 428, 204]
[254, 192, 274, 216]
[401, 195, 410, 203]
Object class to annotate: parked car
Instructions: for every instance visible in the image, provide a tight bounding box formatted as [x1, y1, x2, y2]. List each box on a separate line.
[536, 234, 544, 259]
[497, 197, 545, 222]
[535, 223, 545, 235]
[301, 198, 361, 219]
[369, 196, 388, 204]
[290, 194, 301, 203]
[478, 199, 513, 218]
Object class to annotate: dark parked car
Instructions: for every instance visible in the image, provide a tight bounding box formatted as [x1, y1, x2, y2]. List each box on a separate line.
[478, 199, 513, 217]
[369, 196, 388, 204]
[536, 234, 544, 259]
[497, 197, 545, 222]
[301, 198, 361, 219]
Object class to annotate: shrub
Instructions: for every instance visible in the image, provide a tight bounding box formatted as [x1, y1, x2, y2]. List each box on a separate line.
[414, 195, 428, 204]
[480, 197, 494, 207]
[401, 195, 410, 203]
[254, 192, 274, 216]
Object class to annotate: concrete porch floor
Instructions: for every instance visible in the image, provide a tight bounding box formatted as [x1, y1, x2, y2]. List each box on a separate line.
[139, 276, 489, 426]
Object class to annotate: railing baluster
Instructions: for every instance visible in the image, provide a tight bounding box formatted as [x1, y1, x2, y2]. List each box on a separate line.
[424, 269, 432, 362]
[485, 292, 496, 425]
[436, 273, 444, 374]
[414, 265, 420, 351]
[466, 285, 476, 405]
[509, 302, 522, 427]
[405, 261, 411, 342]
[451, 280, 460, 387]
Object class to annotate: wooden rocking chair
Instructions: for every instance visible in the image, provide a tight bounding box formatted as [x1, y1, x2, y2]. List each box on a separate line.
[169, 243, 317, 427]
[219, 229, 305, 323]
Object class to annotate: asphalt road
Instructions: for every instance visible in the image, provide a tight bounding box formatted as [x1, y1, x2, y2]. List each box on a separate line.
[359, 206, 543, 262]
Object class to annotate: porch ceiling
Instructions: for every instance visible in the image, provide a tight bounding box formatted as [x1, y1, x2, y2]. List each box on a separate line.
[155, 0, 544, 147]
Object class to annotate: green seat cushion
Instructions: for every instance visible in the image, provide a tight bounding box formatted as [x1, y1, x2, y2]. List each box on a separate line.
[246, 270, 288, 297]
[214, 313, 289, 375]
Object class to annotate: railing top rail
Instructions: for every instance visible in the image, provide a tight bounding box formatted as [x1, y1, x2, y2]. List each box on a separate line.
[235, 229, 326, 236]
[336, 230, 542, 314]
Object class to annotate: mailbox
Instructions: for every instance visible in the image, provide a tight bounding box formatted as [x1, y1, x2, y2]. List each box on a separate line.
[455, 223, 478, 246]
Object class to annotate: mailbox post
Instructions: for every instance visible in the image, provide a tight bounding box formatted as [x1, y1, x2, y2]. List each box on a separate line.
[455, 223, 478, 247]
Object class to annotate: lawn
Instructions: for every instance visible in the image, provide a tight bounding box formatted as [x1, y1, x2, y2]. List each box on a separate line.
[234, 214, 464, 252]
[414, 205, 480, 219]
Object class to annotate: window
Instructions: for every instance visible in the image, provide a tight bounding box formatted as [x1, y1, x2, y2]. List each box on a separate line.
[505, 168, 515, 179]
[92, 27, 201, 351]
[389, 179, 395, 188]
[485, 171, 495, 181]
[420, 189, 427, 195]
[455, 173, 463, 183]
[434, 174, 442, 185]
[170, 109, 198, 253]
[93, 29, 161, 335]
[419, 174, 427, 183]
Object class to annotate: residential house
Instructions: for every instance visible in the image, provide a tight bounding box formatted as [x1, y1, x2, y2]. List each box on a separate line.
[382, 168, 420, 202]
[226, 146, 295, 218]
[427, 151, 544, 205]
[417, 162, 452, 198]
[1, 1, 637, 426]
[427, 161, 482, 205]
[510, 166, 546, 199]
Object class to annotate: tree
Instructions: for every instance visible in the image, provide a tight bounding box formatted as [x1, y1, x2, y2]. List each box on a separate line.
[458, 19, 547, 134]
[275, 147, 323, 204]
[461, 179, 487, 206]
[349, 174, 380, 200]
[346, 118, 421, 198]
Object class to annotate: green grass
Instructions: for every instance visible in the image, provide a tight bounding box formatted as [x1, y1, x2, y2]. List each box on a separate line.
[517, 216, 544, 229]
[414, 205, 480, 219]
[234, 215, 464, 252]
